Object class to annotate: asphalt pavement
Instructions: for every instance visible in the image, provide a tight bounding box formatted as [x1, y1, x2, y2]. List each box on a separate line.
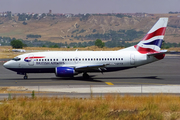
[0, 55, 180, 86]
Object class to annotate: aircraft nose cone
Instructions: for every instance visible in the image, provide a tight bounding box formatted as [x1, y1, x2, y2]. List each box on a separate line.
[3, 61, 11, 69]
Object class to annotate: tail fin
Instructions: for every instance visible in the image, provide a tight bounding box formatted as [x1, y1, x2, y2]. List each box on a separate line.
[134, 18, 168, 54]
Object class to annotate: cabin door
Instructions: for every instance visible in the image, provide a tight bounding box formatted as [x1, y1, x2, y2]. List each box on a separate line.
[28, 54, 34, 66]
[130, 54, 135, 65]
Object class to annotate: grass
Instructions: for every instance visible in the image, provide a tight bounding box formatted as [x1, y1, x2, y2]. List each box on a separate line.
[168, 47, 180, 52]
[0, 94, 180, 120]
[0, 87, 48, 94]
[0, 46, 180, 59]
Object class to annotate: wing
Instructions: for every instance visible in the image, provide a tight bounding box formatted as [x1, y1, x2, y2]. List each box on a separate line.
[75, 64, 109, 72]
[60, 63, 116, 72]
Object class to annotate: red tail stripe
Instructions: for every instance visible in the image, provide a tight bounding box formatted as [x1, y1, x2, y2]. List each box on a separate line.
[134, 45, 157, 54]
[25, 56, 45, 59]
[134, 45, 165, 59]
[142, 27, 166, 41]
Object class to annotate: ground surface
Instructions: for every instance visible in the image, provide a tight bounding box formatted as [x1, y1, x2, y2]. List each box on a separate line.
[0, 55, 180, 99]
[0, 55, 180, 86]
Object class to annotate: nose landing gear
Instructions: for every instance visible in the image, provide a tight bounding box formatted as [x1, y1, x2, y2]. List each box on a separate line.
[24, 73, 28, 79]
[17, 72, 28, 79]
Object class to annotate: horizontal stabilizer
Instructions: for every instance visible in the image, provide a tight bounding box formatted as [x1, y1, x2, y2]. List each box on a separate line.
[147, 50, 167, 56]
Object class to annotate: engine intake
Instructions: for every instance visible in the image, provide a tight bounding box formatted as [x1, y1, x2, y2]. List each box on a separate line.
[55, 67, 75, 77]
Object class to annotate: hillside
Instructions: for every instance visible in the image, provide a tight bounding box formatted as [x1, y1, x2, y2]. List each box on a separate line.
[0, 14, 180, 44]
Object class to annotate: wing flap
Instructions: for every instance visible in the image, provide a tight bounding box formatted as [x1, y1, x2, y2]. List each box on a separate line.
[75, 64, 110, 72]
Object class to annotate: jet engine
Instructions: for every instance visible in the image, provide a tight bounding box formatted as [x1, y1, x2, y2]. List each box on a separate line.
[55, 67, 75, 77]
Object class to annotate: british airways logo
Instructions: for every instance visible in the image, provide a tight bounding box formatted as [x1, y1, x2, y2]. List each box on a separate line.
[134, 26, 166, 54]
[24, 56, 45, 62]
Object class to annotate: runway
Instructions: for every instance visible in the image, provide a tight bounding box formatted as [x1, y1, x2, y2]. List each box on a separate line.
[0, 55, 180, 86]
[0, 55, 180, 100]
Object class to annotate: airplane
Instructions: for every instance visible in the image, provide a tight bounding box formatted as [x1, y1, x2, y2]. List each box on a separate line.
[3, 18, 168, 79]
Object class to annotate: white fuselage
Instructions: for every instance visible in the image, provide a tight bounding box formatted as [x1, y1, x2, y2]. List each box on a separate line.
[3, 46, 160, 75]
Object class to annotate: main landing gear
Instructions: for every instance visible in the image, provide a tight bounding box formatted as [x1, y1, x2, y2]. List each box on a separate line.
[23, 73, 28, 79]
[83, 72, 90, 79]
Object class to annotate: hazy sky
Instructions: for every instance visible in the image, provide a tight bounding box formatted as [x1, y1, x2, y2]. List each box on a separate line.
[0, 0, 179, 14]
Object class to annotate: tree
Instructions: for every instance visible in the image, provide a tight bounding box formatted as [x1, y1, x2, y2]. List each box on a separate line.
[95, 39, 105, 48]
[10, 40, 23, 48]
[23, 21, 27, 25]
[53, 44, 59, 48]
[42, 45, 46, 47]
[23, 43, 27, 47]
[41, 13, 46, 18]
[33, 14, 38, 19]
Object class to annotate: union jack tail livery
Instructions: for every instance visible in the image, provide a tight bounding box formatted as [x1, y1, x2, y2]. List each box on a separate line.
[134, 18, 168, 54]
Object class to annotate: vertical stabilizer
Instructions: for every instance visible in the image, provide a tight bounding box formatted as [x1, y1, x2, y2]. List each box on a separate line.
[134, 18, 168, 54]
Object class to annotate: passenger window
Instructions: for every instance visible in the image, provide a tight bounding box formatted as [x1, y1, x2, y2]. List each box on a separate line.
[70, 59, 72, 61]
[107, 58, 109, 60]
[57, 59, 58, 61]
[50, 59, 52, 61]
[110, 58, 112, 60]
[105, 58, 106, 60]
[36, 59, 38, 61]
[42, 59, 44, 61]
[39, 59, 41, 61]
[121, 58, 123, 60]
[96, 58, 98, 61]
[79, 59, 81, 61]
[53, 59, 55, 61]
[91, 58, 93, 61]
[62, 59, 64, 61]
[99, 58, 101, 61]
[102, 58, 104, 60]
[88, 58, 90, 61]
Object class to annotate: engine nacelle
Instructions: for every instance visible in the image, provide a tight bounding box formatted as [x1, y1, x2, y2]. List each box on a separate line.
[55, 67, 75, 77]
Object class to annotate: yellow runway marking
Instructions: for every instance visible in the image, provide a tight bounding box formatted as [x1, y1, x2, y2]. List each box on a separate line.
[105, 82, 114, 85]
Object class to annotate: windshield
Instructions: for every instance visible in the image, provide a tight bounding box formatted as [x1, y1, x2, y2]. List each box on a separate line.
[12, 57, 21, 61]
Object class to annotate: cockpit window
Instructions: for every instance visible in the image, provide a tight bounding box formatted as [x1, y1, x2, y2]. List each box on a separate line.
[12, 57, 21, 61]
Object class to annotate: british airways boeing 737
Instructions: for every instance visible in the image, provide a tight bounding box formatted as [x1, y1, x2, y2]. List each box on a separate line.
[3, 18, 168, 79]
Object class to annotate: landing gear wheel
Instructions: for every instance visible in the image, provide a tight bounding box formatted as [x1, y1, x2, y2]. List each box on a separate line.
[83, 73, 89, 79]
[24, 74, 28, 79]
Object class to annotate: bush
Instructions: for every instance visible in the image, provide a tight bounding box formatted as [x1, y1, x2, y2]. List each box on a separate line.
[10, 40, 23, 49]
[95, 39, 105, 48]
[22, 21, 27, 25]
